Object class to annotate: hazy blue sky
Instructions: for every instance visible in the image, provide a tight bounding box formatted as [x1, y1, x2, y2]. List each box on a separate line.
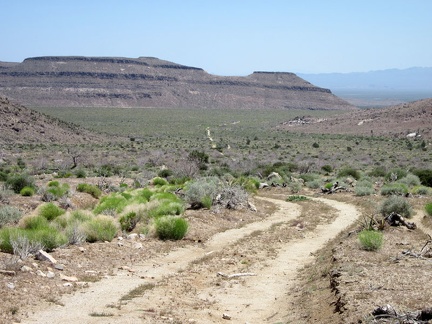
[1, 0, 431, 75]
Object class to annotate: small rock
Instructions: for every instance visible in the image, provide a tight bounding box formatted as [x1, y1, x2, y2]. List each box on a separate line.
[63, 283, 73, 287]
[60, 274, 78, 282]
[46, 271, 55, 278]
[7, 282, 15, 289]
[32, 262, 39, 268]
[117, 242, 124, 247]
[35, 250, 57, 264]
[222, 313, 231, 320]
[78, 247, 85, 252]
[118, 236, 123, 241]
[139, 234, 146, 240]
[133, 242, 143, 249]
[54, 264, 65, 271]
[36, 270, 47, 277]
[127, 233, 138, 240]
[21, 265, 32, 272]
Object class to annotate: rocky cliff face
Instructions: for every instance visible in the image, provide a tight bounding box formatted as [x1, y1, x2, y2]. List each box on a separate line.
[0, 56, 355, 110]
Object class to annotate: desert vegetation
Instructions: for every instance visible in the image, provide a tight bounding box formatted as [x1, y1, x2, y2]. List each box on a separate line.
[0, 104, 432, 323]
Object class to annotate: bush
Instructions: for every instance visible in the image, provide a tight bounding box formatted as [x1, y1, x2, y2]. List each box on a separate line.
[119, 211, 142, 232]
[380, 183, 408, 196]
[28, 227, 68, 252]
[0, 227, 26, 253]
[6, 173, 36, 194]
[368, 166, 387, 178]
[358, 230, 383, 251]
[83, 216, 118, 242]
[155, 216, 188, 240]
[337, 167, 360, 180]
[0, 206, 23, 228]
[411, 186, 430, 196]
[397, 174, 421, 187]
[21, 215, 50, 230]
[158, 169, 173, 178]
[152, 177, 168, 186]
[385, 168, 407, 182]
[20, 186, 35, 196]
[77, 183, 102, 199]
[75, 169, 87, 178]
[412, 169, 432, 187]
[321, 165, 333, 174]
[93, 194, 128, 215]
[380, 195, 413, 218]
[425, 203, 432, 216]
[183, 177, 222, 207]
[38, 203, 65, 221]
[355, 186, 375, 196]
[148, 201, 184, 218]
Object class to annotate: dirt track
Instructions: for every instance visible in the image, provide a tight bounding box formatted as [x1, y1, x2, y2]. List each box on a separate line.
[23, 195, 360, 324]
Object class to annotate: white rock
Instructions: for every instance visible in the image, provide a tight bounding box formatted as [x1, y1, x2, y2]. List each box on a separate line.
[7, 282, 15, 289]
[36, 270, 47, 277]
[35, 250, 57, 264]
[46, 271, 55, 278]
[133, 243, 143, 249]
[21, 265, 32, 272]
[127, 233, 138, 240]
[60, 274, 78, 282]
[63, 283, 73, 287]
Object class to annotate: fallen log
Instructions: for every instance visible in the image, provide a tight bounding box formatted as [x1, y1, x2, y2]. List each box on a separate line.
[385, 212, 416, 229]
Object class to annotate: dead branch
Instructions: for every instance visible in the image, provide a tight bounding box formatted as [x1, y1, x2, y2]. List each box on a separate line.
[217, 272, 256, 279]
[372, 304, 432, 322]
[385, 212, 417, 229]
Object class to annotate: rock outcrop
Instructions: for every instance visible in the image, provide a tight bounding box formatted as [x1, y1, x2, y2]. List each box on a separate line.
[0, 56, 355, 110]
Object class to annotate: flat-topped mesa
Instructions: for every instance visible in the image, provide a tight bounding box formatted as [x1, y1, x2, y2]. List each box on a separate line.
[0, 56, 355, 110]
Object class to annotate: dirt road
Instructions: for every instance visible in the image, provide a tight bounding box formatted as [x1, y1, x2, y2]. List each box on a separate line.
[23, 195, 360, 324]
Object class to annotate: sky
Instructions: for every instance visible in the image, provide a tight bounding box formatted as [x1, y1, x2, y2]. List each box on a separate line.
[1, 0, 431, 76]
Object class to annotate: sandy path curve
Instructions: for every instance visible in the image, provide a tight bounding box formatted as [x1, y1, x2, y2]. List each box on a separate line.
[23, 196, 360, 324]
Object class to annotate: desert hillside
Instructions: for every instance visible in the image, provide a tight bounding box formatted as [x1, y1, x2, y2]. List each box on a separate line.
[0, 56, 355, 110]
[280, 98, 432, 139]
[0, 96, 108, 144]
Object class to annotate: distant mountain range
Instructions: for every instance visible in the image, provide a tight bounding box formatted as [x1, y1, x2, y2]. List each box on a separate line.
[298, 67, 432, 91]
[299, 67, 432, 107]
[0, 56, 354, 110]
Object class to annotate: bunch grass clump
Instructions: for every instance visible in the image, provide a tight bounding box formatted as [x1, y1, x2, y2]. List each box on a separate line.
[358, 230, 383, 251]
[38, 203, 65, 221]
[380, 183, 408, 196]
[77, 183, 102, 199]
[83, 215, 118, 242]
[20, 186, 35, 196]
[155, 216, 188, 240]
[286, 195, 309, 202]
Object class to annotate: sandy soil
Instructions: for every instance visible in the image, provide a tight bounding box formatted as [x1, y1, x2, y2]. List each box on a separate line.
[19, 194, 360, 324]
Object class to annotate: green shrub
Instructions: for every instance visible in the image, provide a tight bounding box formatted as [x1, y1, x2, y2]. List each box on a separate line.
[6, 173, 36, 194]
[397, 174, 421, 187]
[337, 167, 360, 180]
[119, 211, 142, 232]
[385, 168, 408, 182]
[21, 215, 50, 230]
[425, 202, 432, 216]
[93, 194, 127, 215]
[0, 206, 23, 227]
[368, 166, 387, 178]
[28, 227, 68, 252]
[148, 201, 184, 218]
[75, 169, 87, 178]
[306, 179, 321, 189]
[48, 181, 60, 187]
[321, 165, 333, 174]
[155, 216, 188, 240]
[83, 216, 118, 242]
[20, 186, 35, 196]
[355, 186, 375, 196]
[0, 227, 26, 253]
[77, 183, 102, 199]
[201, 195, 213, 209]
[152, 177, 168, 186]
[380, 183, 408, 196]
[158, 169, 173, 178]
[38, 203, 65, 221]
[411, 186, 430, 196]
[358, 230, 383, 251]
[380, 195, 413, 218]
[324, 182, 333, 190]
[412, 169, 432, 187]
[42, 182, 70, 201]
